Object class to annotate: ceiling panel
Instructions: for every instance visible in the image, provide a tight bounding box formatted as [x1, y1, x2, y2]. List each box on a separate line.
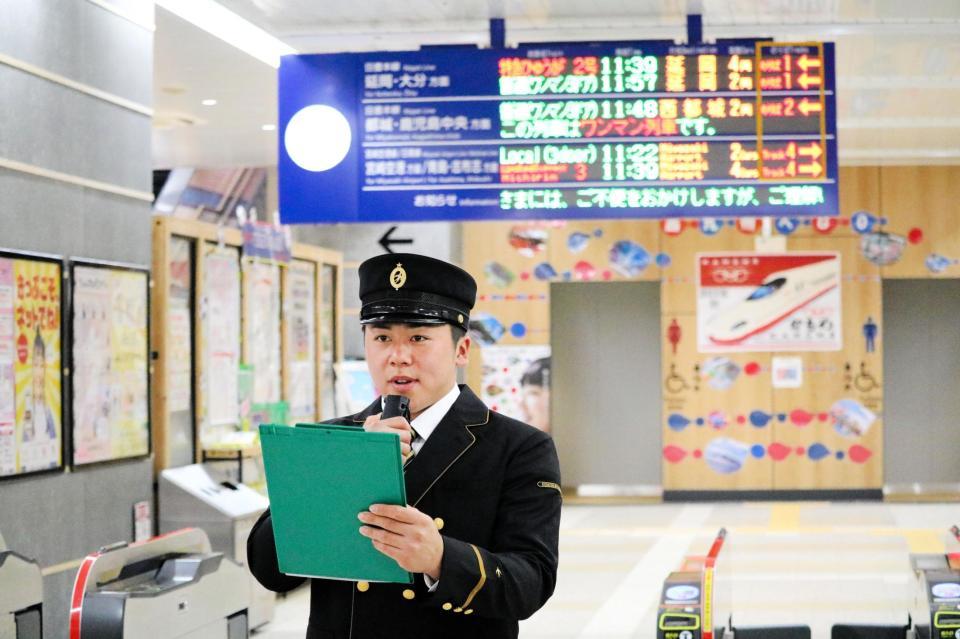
[153, 0, 960, 168]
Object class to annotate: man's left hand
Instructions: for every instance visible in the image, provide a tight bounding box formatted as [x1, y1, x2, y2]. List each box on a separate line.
[358, 504, 443, 580]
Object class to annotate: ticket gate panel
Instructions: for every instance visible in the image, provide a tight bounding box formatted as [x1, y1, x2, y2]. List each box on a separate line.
[912, 542, 960, 639]
[0, 532, 43, 639]
[831, 624, 912, 638]
[161, 611, 246, 639]
[0, 610, 40, 639]
[118, 558, 246, 637]
[730, 627, 811, 638]
[73, 528, 249, 639]
[0, 553, 42, 617]
[14, 606, 41, 639]
[159, 465, 273, 629]
[657, 570, 705, 639]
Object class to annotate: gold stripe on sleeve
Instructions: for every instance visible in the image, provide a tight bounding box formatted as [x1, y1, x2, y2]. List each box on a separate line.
[461, 544, 487, 609]
[538, 481, 562, 495]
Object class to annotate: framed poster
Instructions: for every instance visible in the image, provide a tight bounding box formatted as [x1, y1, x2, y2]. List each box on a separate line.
[167, 237, 193, 415]
[202, 245, 242, 436]
[696, 252, 842, 353]
[0, 250, 64, 477]
[319, 263, 338, 419]
[243, 259, 282, 404]
[480, 345, 552, 433]
[70, 261, 150, 466]
[284, 259, 317, 423]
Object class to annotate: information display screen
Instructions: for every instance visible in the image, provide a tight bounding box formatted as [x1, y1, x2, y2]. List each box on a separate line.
[279, 41, 836, 223]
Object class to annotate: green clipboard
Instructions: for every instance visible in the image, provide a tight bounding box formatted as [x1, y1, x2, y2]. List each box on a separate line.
[259, 423, 412, 584]
[295, 422, 362, 431]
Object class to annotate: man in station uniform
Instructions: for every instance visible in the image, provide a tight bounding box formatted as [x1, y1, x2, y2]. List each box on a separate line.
[247, 253, 562, 639]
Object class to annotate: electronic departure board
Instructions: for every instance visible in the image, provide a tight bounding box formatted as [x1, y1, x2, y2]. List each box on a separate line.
[278, 41, 836, 224]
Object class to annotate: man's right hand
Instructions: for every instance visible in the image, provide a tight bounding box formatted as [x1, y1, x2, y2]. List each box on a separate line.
[363, 413, 413, 458]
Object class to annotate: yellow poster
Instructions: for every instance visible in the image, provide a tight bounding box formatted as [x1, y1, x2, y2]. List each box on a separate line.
[13, 259, 62, 473]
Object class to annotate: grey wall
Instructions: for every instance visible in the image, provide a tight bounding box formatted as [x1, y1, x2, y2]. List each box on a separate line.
[292, 222, 462, 359]
[550, 281, 662, 487]
[0, 2, 154, 636]
[883, 279, 960, 485]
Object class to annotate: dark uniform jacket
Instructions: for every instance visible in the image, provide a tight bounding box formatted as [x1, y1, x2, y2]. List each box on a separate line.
[247, 385, 562, 639]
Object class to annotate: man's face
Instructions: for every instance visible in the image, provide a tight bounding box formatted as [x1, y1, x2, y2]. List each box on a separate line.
[364, 323, 470, 419]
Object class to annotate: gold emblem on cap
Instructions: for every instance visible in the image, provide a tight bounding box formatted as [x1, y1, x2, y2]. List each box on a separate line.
[390, 263, 407, 290]
[457, 314, 464, 324]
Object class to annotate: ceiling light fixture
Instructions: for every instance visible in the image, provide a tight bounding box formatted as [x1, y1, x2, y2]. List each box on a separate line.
[261, 124, 277, 131]
[155, 0, 296, 68]
[201, 99, 218, 106]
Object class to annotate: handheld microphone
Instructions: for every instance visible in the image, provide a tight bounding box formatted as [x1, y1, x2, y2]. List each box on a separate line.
[382, 395, 410, 421]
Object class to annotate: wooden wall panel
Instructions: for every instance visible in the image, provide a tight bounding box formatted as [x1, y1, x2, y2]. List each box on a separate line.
[769, 235, 883, 490]
[463, 220, 551, 391]
[839, 165, 880, 219]
[880, 166, 960, 279]
[464, 221, 551, 296]
[463, 220, 550, 345]
[545, 220, 661, 282]
[662, 314, 774, 490]
[460, 164, 957, 494]
[660, 224, 758, 315]
[470, 298, 550, 346]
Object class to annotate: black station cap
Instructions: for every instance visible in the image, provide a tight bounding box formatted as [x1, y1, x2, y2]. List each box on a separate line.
[358, 253, 476, 329]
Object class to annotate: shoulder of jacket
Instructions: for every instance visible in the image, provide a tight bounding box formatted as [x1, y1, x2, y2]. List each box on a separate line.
[485, 410, 551, 445]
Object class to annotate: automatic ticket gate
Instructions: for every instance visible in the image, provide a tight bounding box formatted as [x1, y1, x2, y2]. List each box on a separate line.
[907, 524, 960, 639]
[827, 523, 960, 639]
[0, 531, 43, 639]
[69, 528, 249, 639]
[657, 528, 728, 639]
[657, 528, 811, 639]
[159, 464, 274, 630]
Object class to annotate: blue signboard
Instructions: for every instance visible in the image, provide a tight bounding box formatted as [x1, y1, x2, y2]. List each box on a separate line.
[278, 41, 837, 224]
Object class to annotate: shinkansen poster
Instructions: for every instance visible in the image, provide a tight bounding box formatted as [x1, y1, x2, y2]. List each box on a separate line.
[0, 256, 63, 476]
[696, 252, 841, 353]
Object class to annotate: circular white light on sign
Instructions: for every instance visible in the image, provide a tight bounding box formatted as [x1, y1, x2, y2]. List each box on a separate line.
[283, 105, 351, 172]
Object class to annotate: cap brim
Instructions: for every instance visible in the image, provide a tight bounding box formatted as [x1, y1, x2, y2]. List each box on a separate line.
[360, 297, 468, 328]
[360, 314, 449, 326]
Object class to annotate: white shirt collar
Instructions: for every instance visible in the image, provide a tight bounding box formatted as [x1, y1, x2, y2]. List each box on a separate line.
[383, 384, 459, 443]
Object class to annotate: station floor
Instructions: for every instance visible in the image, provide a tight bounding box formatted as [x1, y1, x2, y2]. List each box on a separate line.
[253, 501, 960, 639]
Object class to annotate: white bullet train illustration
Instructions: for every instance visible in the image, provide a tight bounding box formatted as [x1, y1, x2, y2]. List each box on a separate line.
[705, 258, 839, 345]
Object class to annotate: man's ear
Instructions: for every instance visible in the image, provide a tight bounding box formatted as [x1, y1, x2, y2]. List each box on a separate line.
[455, 334, 471, 366]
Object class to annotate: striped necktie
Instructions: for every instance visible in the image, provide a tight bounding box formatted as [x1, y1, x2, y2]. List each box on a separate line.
[404, 426, 420, 468]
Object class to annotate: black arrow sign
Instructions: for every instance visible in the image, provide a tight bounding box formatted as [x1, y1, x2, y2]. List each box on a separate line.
[378, 226, 414, 254]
